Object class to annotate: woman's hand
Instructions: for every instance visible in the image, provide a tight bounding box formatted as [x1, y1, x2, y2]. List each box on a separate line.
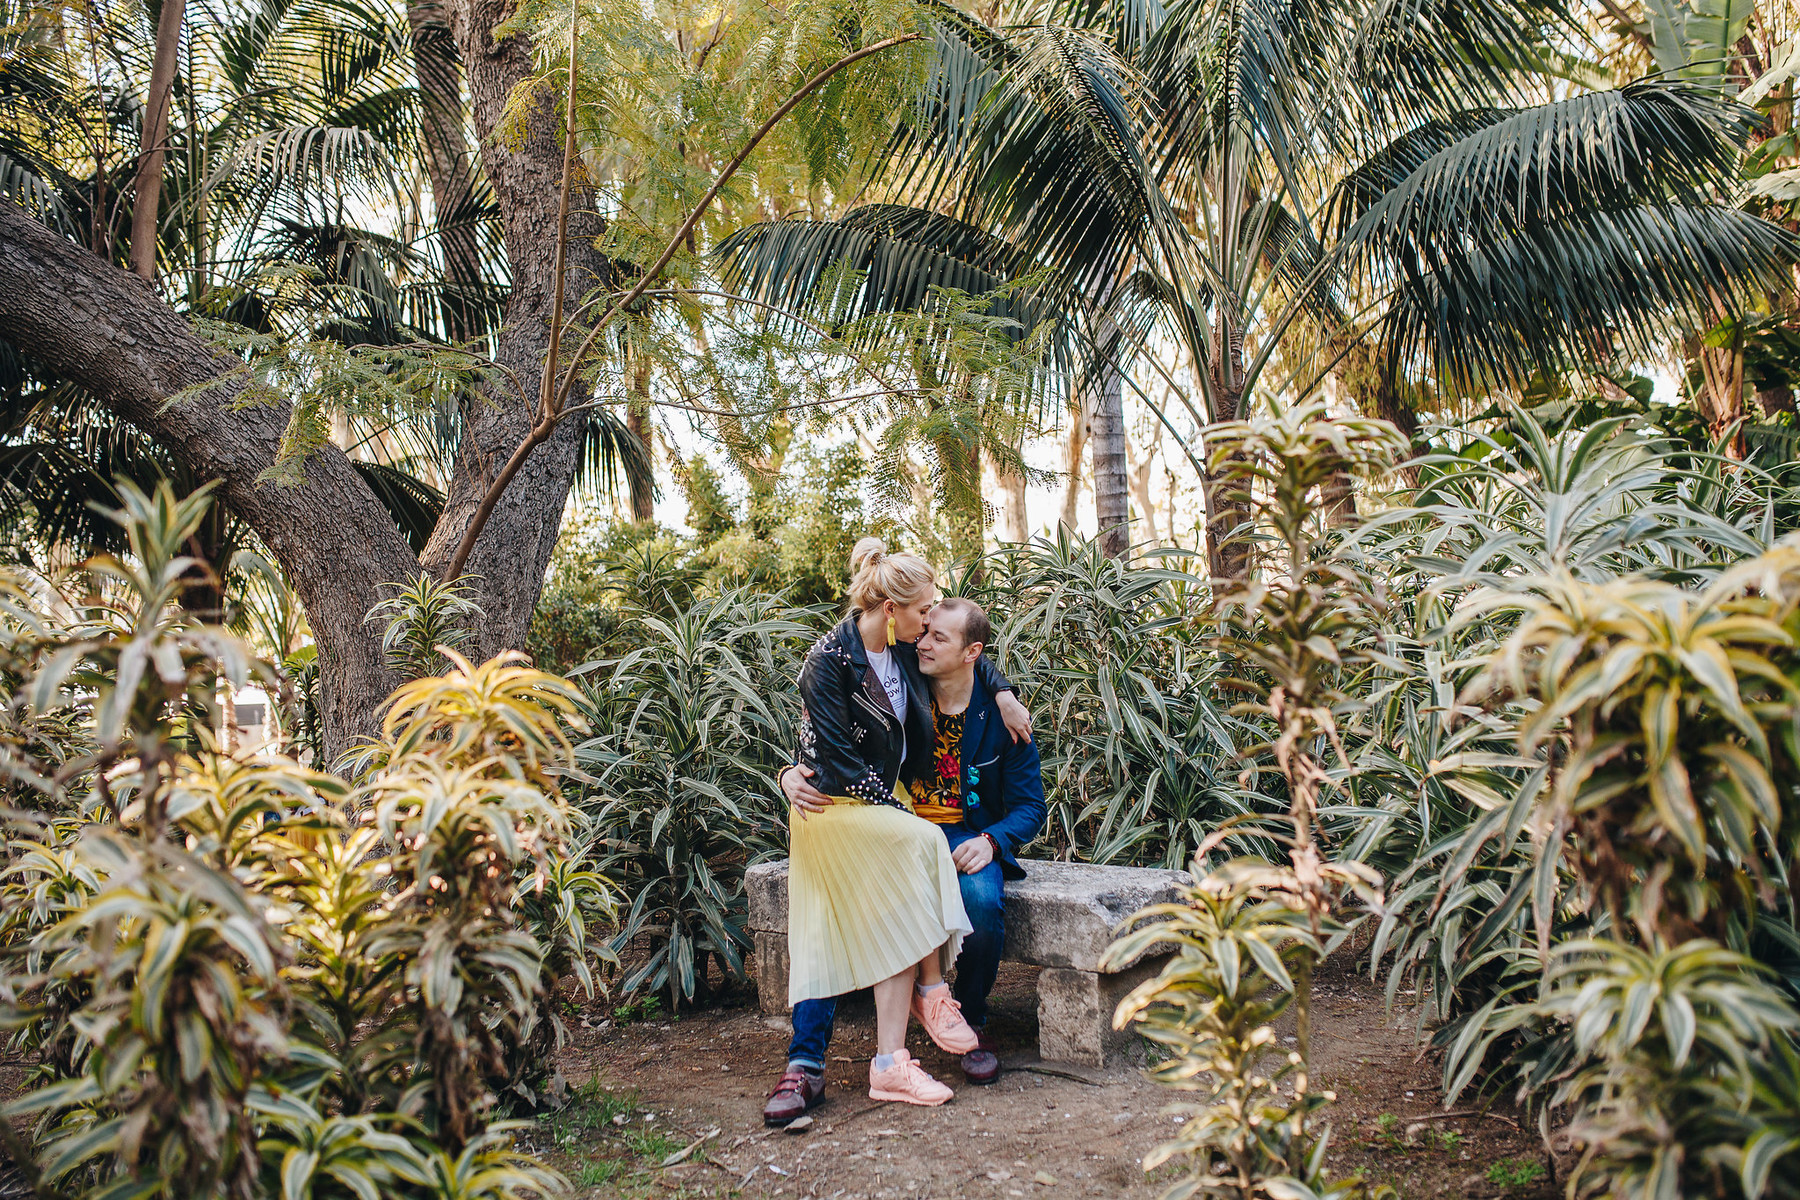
[997, 690, 1033, 744]
[782, 765, 835, 818]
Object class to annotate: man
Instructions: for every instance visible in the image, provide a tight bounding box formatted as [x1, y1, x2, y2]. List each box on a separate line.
[764, 597, 1048, 1124]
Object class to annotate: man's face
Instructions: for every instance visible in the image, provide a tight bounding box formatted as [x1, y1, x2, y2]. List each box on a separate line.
[916, 606, 979, 678]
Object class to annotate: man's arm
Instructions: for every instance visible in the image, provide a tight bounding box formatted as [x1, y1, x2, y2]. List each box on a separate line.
[973, 654, 1033, 744]
[980, 729, 1049, 858]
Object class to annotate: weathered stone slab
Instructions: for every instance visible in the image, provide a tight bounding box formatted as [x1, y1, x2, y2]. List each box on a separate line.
[1036, 962, 1162, 1068]
[754, 930, 790, 1015]
[745, 858, 1189, 970]
[745, 857, 1193, 1066]
[1001, 860, 1191, 972]
[746, 861, 788, 933]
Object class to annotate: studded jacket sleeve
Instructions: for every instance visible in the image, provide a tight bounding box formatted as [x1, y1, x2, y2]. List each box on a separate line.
[973, 651, 1013, 697]
[796, 638, 895, 806]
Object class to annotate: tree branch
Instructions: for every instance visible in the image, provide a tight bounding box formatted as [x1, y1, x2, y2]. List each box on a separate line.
[442, 32, 924, 578]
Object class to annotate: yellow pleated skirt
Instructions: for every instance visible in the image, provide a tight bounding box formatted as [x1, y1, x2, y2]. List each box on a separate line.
[787, 789, 971, 1005]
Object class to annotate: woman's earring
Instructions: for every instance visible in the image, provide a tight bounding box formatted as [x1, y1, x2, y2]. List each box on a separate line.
[886, 615, 897, 647]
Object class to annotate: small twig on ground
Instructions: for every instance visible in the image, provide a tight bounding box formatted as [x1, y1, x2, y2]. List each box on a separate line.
[1005, 1063, 1105, 1086]
[659, 1127, 719, 1167]
[1402, 1109, 1520, 1139]
[816, 1101, 886, 1133]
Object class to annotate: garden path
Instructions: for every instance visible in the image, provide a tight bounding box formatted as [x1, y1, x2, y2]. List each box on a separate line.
[540, 957, 1559, 1200]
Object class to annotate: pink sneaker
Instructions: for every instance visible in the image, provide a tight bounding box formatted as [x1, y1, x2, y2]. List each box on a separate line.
[869, 1050, 953, 1106]
[912, 987, 979, 1054]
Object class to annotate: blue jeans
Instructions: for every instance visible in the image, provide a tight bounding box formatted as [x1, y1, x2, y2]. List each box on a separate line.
[786, 823, 1006, 1069]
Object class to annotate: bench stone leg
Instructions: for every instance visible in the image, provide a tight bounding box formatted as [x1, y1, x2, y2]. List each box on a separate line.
[754, 930, 791, 1015]
[1036, 962, 1159, 1068]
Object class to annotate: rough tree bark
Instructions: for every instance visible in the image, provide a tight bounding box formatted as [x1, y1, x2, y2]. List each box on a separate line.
[0, 203, 416, 754]
[417, 0, 612, 658]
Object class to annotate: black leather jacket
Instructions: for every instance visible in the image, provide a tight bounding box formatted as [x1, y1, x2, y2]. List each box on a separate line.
[795, 614, 1012, 808]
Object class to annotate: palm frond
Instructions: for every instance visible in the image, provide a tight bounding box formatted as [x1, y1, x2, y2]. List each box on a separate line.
[1346, 0, 1577, 124]
[898, 19, 1158, 294]
[1382, 204, 1800, 387]
[717, 204, 1043, 332]
[349, 459, 443, 552]
[1332, 78, 1754, 254]
[573, 411, 656, 506]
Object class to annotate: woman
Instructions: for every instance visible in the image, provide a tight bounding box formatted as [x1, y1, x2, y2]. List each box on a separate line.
[783, 538, 1030, 1107]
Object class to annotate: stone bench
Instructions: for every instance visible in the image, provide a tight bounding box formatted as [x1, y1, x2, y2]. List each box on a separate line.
[745, 858, 1191, 1067]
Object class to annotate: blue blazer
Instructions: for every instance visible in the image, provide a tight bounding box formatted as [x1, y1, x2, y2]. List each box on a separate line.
[942, 674, 1048, 881]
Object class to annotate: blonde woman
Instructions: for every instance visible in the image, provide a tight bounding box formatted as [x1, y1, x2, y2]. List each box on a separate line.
[763, 540, 1032, 1118]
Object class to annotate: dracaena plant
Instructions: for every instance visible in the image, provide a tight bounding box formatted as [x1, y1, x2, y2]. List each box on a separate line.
[0, 482, 602, 1199]
[1102, 400, 1401, 1200]
[1426, 541, 1800, 1198]
[1103, 862, 1393, 1200]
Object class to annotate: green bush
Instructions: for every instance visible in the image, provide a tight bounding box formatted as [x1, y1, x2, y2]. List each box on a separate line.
[570, 589, 813, 1006]
[0, 482, 609, 1199]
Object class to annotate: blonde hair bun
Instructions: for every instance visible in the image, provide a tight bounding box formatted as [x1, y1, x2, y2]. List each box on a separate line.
[846, 538, 935, 612]
[850, 537, 888, 574]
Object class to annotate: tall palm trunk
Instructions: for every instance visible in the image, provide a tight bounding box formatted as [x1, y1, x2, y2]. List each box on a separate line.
[1206, 310, 1250, 579]
[1090, 364, 1128, 557]
[1089, 306, 1129, 557]
[1059, 391, 1089, 533]
[128, 0, 185, 279]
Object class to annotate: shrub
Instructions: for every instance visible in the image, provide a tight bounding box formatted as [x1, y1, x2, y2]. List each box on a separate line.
[975, 530, 1254, 867]
[0, 481, 607, 1199]
[570, 589, 813, 1005]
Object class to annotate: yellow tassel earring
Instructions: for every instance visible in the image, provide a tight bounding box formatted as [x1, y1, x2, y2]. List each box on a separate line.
[886, 615, 897, 646]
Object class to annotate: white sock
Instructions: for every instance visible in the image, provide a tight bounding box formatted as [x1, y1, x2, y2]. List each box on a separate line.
[915, 981, 948, 998]
[873, 1052, 897, 1071]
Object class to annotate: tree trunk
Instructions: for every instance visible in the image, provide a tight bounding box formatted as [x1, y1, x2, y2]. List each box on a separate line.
[1089, 348, 1128, 558]
[419, 0, 614, 659]
[1058, 392, 1088, 535]
[989, 448, 1029, 543]
[406, 0, 485, 343]
[1206, 312, 1250, 580]
[1692, 329, 1747, 457]
[128, 0, 186, 279]
[0, 203, 416, 760]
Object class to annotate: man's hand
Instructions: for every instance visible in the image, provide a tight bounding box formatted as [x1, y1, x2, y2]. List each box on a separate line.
[782, 765, 835, 818]
[997, 690, 1033, 744]
[952, 834, 995, 874]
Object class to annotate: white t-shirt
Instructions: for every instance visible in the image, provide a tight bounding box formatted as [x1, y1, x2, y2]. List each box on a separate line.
[865, 646, 907, 761]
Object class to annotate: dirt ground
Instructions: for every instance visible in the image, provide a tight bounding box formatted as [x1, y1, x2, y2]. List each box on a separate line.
[530, 956, 1560, 1200]
[0, 958, 1560, 1200]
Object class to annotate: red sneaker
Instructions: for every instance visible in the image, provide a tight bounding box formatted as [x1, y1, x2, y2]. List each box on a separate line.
[762, 1068, 825, 1126]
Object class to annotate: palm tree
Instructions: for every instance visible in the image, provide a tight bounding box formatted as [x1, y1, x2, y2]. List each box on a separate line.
[719, 0, 1797, 575]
